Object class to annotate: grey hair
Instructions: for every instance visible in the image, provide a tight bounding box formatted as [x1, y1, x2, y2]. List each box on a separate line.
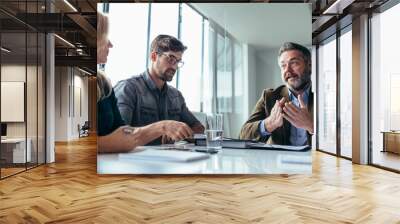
[278, 42, 311, 63]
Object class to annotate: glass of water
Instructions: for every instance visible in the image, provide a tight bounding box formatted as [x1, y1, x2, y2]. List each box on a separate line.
[205, 113, 223, 152]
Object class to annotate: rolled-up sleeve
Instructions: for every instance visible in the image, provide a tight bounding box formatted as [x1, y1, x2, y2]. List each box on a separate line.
[259, 120, 271, 137]
[114, 80, 137, 126]
[239, 89, 271, 141]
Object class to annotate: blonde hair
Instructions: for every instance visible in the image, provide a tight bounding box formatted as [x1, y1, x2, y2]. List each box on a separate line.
[97, 12, 109, 49]
[97, 11, 112, 101]
[97, 70, 112, 102]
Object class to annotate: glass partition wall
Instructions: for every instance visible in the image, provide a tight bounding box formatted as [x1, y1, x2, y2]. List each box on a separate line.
[0, 1, 46, 179]
[316, 25, 353, 159]
[370, 2, 400, 171]
[339, 27, 352, 159]
[315, 0, 400, 172]
[317, 35, 337, 155]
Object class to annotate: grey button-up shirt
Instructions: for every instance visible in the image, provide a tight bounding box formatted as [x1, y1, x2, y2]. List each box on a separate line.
[114, 70, 201, 145]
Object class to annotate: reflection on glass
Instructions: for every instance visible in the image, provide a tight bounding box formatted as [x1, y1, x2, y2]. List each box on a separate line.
[390, 75, 400, 129]
[27, 32, 38, 169]
[1, 31, 27, 177]
[38, 33, 46, 165]
[217, 33, 232, 114]
[202, 23, 213, 113]
[371, 3, 400, 171]
[318, 37, 337, 154]
[106, 3, 149, 86]
[233, 42, 244, 114]
[149, 4, 179, 45]
[0, 0, 46, 178]
[231, 41, 245, 138]
[339, 29, 352, 158]
[179, 4, 203, 112]
[149, 3, 179, 88]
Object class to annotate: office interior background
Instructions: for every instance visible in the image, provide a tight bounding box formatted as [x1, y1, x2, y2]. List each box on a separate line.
[0, 0, 96, 179]
[0, 0, 400, 223]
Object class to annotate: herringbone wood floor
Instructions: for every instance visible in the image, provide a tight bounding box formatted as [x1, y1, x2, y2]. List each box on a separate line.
[1, 136, 400, 224]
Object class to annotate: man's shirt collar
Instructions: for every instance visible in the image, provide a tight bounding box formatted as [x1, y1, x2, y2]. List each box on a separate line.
[287, 83, 311, 104]
[144, 69, 168, 94]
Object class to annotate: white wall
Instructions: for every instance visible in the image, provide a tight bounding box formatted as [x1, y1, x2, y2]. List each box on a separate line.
[54, 67, 89, 141]
[243, 46, 284, 120]
[73, 73, 89, 138]
[55, 66, 68, 141]
[243, 44, 257, 120]
[255, 48, 283, 95]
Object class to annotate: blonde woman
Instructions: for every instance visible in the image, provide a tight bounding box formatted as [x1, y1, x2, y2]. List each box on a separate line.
[97, 12, 193, 153]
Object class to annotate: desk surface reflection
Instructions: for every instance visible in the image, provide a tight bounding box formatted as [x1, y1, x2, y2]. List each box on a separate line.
[97, 144, 312, 174]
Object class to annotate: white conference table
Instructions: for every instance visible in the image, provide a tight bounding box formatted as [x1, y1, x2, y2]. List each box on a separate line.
[97, 144, 312, 174]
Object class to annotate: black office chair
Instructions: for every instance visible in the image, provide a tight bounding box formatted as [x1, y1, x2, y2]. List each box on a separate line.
[78, 121, 90, 138]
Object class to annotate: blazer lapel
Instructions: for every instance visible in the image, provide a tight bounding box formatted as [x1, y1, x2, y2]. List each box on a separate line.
[308, 91, 314, 119]
[307, 90, 314, 145]
[280, 86, 291, 145]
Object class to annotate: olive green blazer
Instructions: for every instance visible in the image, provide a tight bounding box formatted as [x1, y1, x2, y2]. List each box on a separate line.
[239, 85, 313, 145]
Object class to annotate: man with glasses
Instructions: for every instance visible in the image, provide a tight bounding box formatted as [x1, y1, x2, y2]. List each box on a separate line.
[114, 34, 204, 145]
[239, 42, 313, 146]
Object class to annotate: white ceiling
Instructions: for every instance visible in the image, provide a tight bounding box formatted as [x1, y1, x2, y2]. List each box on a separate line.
[191, 3, 312, 50]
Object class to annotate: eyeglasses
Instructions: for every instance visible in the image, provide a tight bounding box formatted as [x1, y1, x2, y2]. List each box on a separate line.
[158, 52, 184, 68]
[279, 58, 304, 70]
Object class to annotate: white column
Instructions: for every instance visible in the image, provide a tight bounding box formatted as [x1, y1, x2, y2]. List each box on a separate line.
[352, 14, 369, 164]
[243, 44, 257, 120]
[46, 33, 55, 163]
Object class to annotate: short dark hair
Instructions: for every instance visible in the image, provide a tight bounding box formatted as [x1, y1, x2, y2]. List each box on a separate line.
[278, 42, 311, 63]
[150, 34, 187, 54]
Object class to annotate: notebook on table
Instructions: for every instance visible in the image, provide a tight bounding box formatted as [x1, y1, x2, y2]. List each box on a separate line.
[193, 135, 310, 151]
[193, 135, 257, 149]
[118, 148, 210, 162]
[247, 143, 310, 151]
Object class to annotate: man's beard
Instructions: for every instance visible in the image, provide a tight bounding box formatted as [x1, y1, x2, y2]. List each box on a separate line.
[159, 68, 176, 82]
[284, 71, 311, 92]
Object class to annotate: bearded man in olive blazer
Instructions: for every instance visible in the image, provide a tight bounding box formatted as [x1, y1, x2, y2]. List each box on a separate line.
[239, 42, 313, 146]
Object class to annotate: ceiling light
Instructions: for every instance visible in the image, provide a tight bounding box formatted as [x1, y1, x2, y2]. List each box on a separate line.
[54, 34, 75, 48]
[78, 67, 93, 76]
[63, 0, 78, 12]
[76, 49, 85, 55]
[1, 47, 11, 53]
[323, 0, 341, 14]
[322, 0, 354, 15]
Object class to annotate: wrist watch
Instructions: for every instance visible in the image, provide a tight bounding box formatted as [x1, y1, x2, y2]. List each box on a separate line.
[122, 126, 135, 134]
